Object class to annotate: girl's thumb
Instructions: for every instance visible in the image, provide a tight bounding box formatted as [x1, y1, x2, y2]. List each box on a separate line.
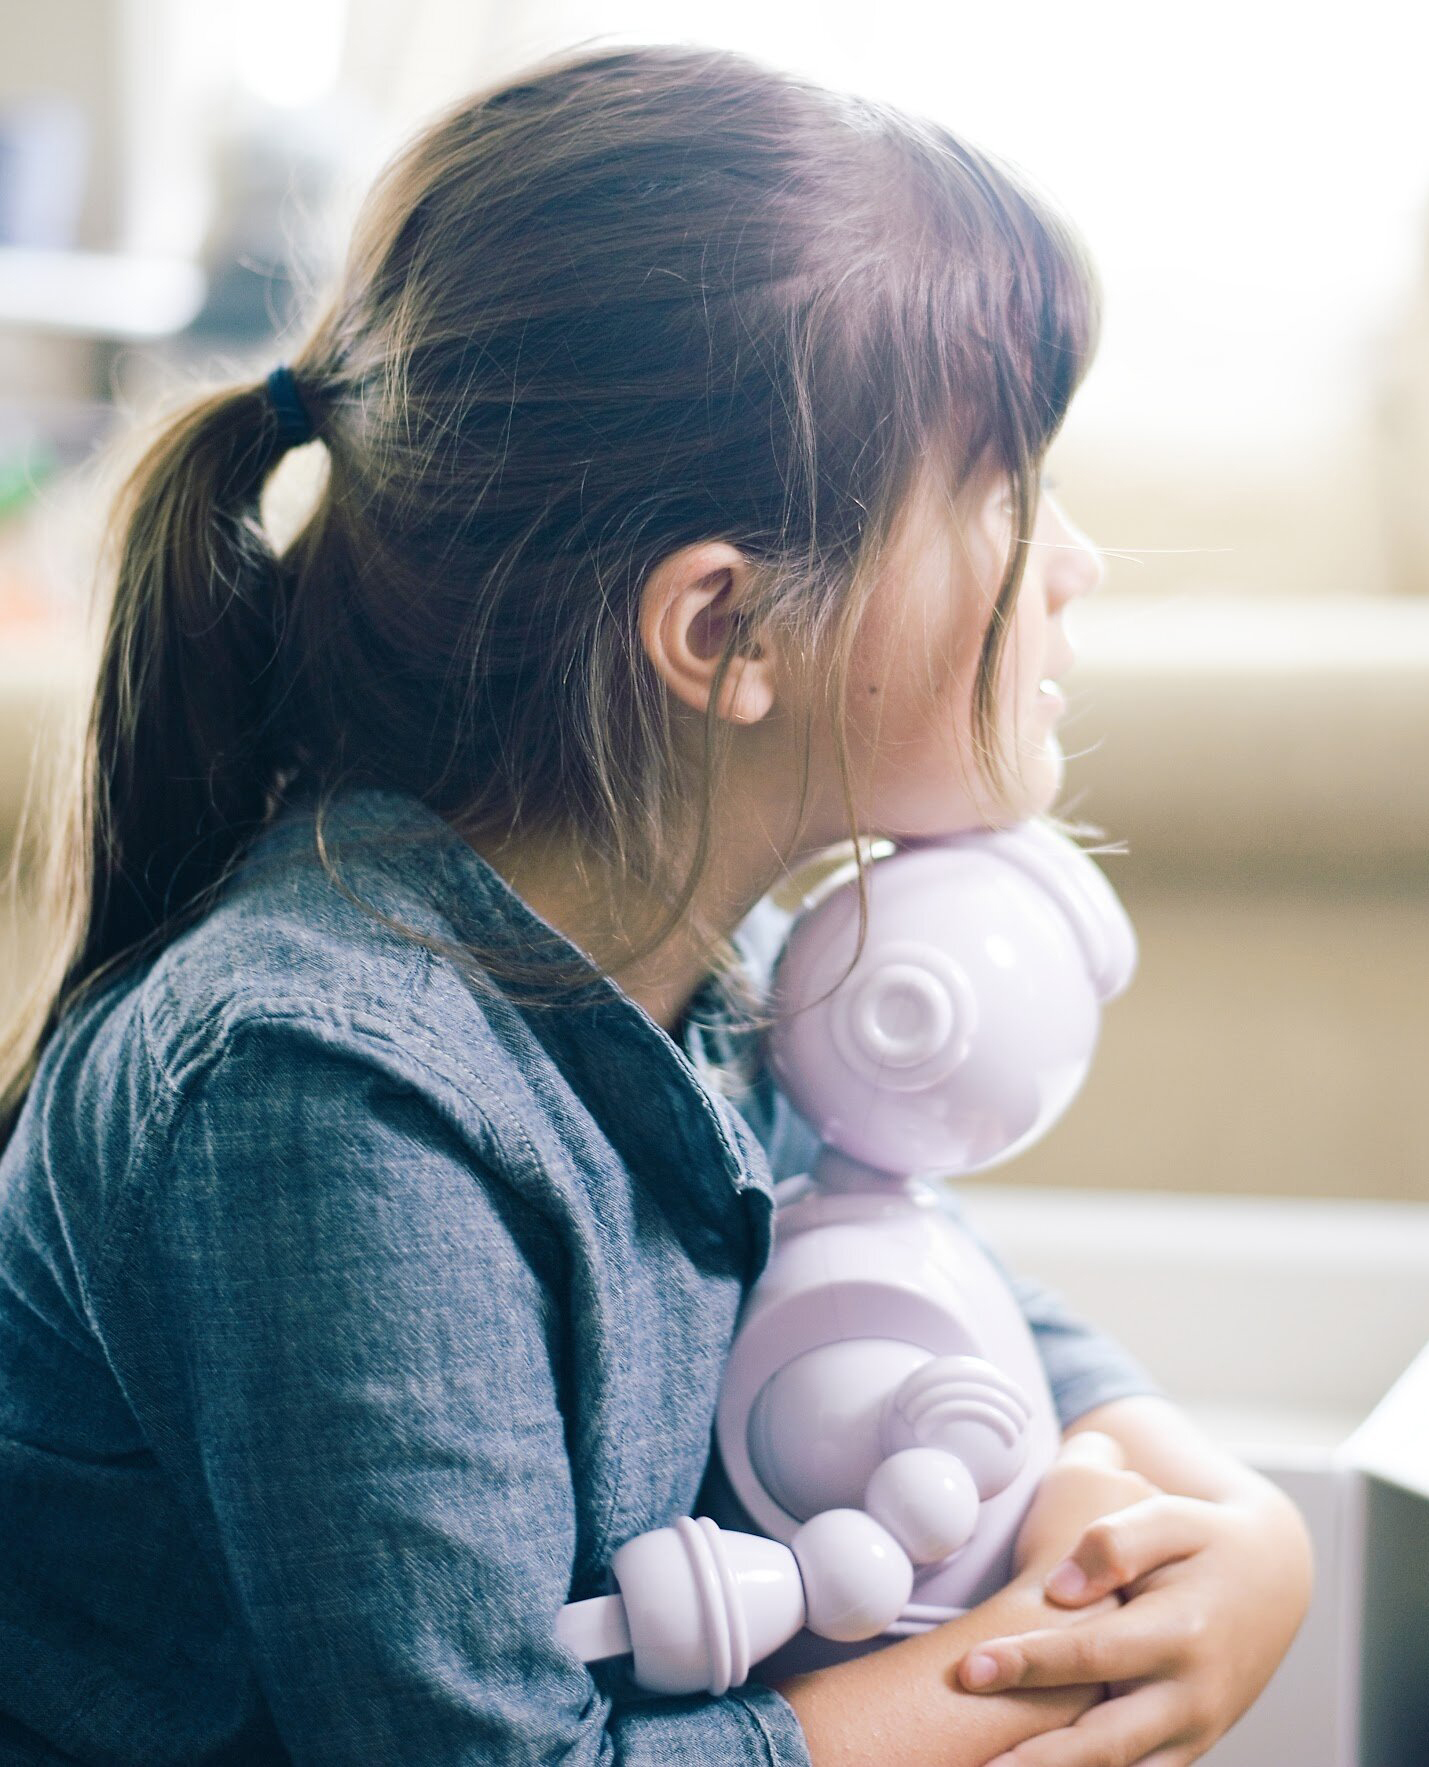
[1053, 1429, 1125, 1468]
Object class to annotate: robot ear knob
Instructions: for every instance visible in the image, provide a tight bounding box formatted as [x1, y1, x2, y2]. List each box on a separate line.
[830, 944, 977, 1090]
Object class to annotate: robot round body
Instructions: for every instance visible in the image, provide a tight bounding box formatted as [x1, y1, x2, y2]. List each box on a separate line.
[710, 818, 1136, 1674]
[709, 1172, 1063, 1675]
[556, 818, 1137, 1692]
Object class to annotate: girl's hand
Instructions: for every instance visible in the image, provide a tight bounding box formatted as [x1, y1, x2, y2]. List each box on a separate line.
[1010, 1429, 1161, 1577]
[955, 1482, 1314, 1767]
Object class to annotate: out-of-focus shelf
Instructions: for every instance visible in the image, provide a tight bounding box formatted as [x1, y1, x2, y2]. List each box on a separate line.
[1181, 1399, 1368, 1461]
[0, 246, 207, 339]
[1062, 593, 1429, 884]
[951, 1180, 1429, 1424]
[1070, 591, 1429, 673]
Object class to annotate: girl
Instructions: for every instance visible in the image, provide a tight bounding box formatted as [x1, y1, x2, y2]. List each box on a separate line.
[0, 39, 1311, 1767]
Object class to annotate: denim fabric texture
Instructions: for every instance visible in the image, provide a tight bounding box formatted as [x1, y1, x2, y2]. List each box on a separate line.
[0, 786, 1163, 1764]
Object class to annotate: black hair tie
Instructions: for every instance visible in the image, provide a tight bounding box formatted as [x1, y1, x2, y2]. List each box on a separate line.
[265, 364, 318, 450]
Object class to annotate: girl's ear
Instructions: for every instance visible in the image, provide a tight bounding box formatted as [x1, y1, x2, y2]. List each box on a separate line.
[638, 540, 777, 724]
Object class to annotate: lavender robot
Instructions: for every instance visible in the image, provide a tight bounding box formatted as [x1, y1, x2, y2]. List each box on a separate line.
[558, 816, 1137, 1695]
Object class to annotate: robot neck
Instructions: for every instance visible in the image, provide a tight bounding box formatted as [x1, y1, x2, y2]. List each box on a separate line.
[810, 1144, 933, 1198]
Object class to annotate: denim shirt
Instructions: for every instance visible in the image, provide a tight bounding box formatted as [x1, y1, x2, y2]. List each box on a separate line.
[0, 786, 1162, 1765]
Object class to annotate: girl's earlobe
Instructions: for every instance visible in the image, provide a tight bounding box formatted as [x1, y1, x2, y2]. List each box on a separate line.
[719, 658, 776, 725]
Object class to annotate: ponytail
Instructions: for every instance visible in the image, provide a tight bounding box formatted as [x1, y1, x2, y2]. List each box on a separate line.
[0, 370, 316, 1144]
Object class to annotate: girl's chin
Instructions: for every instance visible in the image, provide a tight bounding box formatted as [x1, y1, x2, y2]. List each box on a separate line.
[1014, 736, 1066, 817]
[954, 738, 1066, 831]
[862, 753, 1067, 845]
[845, 737, 1068, 845]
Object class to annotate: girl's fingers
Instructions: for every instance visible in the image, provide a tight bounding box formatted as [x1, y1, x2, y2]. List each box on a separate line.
[981, 1680, 1190, 1767]
[957, 1597, 1180, 1693]
[1042, 1494, 1213, 1605]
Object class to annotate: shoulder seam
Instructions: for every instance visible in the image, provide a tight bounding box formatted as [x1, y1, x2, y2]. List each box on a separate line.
[137, 940, 433, 1099]
[101, 975, 550, 1303]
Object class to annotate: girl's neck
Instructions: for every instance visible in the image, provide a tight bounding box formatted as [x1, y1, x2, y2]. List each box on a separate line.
[464, 827, 769, 1034]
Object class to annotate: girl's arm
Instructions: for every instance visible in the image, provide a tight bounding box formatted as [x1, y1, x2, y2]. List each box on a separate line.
[1065, 1391, 1307, 1508]
[770, 1433, 1163, 1767]
[947, 1396, 1315, 1767]
[773, 1563, 1115, 1767]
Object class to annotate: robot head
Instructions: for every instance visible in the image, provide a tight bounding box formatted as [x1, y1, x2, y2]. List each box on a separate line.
[766, 818, 1137, 1180]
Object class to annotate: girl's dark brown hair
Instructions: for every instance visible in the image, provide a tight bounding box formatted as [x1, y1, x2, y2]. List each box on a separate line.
[0, 38, 1100, 1143]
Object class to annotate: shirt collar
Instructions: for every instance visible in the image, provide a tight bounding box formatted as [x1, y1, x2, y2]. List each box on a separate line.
[243, 785, 778, 1230]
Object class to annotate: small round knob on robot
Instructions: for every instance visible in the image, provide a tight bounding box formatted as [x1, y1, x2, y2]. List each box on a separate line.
[883, 1354, 1033, 1499]
[790, 1508, 915, 1643]
[864, 1447, 981, 1565]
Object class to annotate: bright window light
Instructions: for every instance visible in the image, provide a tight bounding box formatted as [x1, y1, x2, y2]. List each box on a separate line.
[232, 0, 349, 111]
[541, 0, 1429, 456]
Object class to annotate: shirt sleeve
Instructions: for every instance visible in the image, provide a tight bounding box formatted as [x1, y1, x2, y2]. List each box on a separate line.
[109, 1011, 810, 1767]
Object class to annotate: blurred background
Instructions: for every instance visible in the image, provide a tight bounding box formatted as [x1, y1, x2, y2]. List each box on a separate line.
[3, 0, 1427, 1202]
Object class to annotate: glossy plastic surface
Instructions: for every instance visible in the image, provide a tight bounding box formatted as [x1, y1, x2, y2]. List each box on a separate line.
[557, 818, 1138, 1690]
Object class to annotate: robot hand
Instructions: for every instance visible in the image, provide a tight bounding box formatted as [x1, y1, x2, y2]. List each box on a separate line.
[865, 1350, 1035, 1558]
[555, 1504, 914, 1696]
[751, 1343, 1034, 1533]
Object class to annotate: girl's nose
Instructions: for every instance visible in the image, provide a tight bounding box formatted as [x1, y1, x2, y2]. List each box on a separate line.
[1047, 505, 1105, 607]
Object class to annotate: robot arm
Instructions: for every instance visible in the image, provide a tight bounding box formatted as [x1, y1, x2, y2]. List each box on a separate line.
[556, 1505, 912, 1696]
[748, 1337, 1034, 1563]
